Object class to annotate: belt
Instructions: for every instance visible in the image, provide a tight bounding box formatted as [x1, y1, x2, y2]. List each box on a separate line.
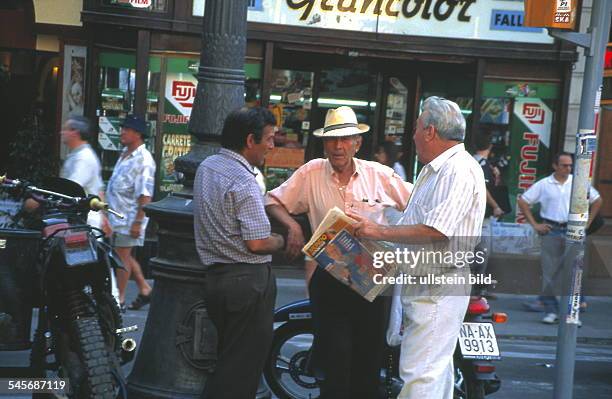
[205, 262, 271, 273]
[542, 218, 567, 228]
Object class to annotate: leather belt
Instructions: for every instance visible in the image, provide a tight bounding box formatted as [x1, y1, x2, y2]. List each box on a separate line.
[542, 218, 567, 228]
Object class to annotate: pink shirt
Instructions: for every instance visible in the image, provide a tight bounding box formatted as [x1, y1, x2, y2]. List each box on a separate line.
[266, 158, 412, 231]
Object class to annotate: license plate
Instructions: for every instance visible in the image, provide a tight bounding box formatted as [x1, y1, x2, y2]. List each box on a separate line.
[458, 322, 500, 360]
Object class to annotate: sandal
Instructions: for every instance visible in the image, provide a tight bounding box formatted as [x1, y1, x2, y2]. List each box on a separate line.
[119, 302, 127, 314]
[128, 293, 152, 310]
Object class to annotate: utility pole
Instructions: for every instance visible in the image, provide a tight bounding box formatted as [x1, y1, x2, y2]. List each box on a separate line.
[546, 1, 612, 397]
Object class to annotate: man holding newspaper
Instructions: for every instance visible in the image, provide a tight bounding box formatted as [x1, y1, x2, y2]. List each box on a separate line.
[352, 97, 486, 399]
[266, 106, 412, 399]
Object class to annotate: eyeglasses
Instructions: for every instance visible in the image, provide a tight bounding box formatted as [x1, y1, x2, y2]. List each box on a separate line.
[558, 164, 573, 168]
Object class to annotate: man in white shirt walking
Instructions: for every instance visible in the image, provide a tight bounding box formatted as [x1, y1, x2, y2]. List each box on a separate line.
[518, 152, 602, 324]
[60, 115, 119, 303]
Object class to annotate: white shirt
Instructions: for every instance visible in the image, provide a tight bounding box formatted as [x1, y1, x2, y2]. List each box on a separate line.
[398, 144, 486, 276]
[520, 174, 600, 223]
[60, 143, 104, 228]
[106, 144, 156, 236]
[60, 144, 104, 196]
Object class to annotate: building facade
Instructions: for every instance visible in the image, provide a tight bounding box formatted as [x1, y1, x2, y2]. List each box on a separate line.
[5, 0, 589, 222]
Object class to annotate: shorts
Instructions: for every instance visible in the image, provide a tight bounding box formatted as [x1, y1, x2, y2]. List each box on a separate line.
[113, 232, 144, 248]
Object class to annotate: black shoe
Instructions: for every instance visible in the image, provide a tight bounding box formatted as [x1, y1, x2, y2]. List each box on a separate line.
[128, 293, 152, 310]
[120, 302, 127, 313]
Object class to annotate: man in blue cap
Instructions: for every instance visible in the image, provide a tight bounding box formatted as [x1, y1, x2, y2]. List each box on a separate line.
[103, 114, 156, 312]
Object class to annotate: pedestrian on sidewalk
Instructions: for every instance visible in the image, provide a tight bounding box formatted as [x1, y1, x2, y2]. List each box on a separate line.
[472, 132, 509, 296]
[266, 106, 412, 399]
[102, 114, 155, 312]
[351, 96, 486, 399]
[194, 107, 284, 399]
[60, 115, 119, 304]
[517, 152, 603, 324]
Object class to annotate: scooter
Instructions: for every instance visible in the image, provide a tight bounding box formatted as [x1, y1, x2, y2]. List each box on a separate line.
[0, 176, 136, 398]
[264, 294, 505, 399]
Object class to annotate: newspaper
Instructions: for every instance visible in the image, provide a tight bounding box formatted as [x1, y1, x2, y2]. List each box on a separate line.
[302, 207, 396, 302]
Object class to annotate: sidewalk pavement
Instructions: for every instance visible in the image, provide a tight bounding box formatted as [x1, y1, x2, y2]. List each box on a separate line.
[272, 266, 612, 346]
[482, 293, 612, 345]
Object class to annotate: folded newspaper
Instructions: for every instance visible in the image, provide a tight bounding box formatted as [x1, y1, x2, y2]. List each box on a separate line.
[302, 207, 396, 302]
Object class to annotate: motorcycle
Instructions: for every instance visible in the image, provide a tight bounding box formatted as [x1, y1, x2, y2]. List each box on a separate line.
[264, 293, 506, 399]
[0, 176, 137, 398]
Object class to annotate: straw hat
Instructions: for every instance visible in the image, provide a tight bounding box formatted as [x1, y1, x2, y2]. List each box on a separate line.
[313, 106, 370, 137]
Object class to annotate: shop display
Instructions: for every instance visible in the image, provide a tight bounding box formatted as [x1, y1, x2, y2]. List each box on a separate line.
[266, 69, 313, 190]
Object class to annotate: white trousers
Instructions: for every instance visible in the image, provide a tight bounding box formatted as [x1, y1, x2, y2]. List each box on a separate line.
[398, 282, 470, 399]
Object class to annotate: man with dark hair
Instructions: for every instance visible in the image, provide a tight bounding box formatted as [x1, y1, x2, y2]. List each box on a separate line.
[194, 107, 285, 399]
[103, 114, 155, 312]
[474, 132, 505, 218]
[518, 152, 603, 324]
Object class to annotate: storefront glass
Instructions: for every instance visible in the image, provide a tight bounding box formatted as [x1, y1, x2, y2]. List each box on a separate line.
[479, 81, 560, 222]
[96, 52, 160, 182]
[265, 69, 313, 190]
[97, 53, 261, 198]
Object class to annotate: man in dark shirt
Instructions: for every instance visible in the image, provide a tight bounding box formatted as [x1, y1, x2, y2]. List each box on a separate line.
[193, 107, 285, 399]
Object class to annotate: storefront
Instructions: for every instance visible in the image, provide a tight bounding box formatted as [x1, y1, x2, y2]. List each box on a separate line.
[77, 0, 576, 221]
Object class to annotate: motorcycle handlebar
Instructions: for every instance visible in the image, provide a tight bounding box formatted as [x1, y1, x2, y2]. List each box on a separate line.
[1, 175, 124, 219]
[89, 198, 125, 219]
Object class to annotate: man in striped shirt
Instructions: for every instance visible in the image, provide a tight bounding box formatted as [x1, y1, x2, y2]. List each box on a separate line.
[194, 107, 285, 399]
[353, 97, 486, 399]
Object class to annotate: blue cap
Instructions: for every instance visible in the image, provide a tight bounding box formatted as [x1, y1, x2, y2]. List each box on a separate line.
[121, 114, 148, 137]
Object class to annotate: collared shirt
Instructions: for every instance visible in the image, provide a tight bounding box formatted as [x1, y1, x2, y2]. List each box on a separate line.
[520, 174, 600, 223]
[398, 144, 486, 276]
[60, 143, 104, 196]
[266, 158, 412, 232]
[194, 148, 272, 266]
[60, 143, 105, 228]
[106, 144, 156, 235]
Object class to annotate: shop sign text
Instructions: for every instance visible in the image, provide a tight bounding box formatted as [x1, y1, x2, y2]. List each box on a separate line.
[516, 132, 539, 223]
[172, 81, 196, 108]
[287, 0, 476, 22]
[490, 10, 542, 33]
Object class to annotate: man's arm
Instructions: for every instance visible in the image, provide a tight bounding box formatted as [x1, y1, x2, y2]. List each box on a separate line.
[129, 195, 151, 238]
[350, 212, 446, 244]
[587, 197, 603, 228]
[517, 196, 550, 235]
[266, 203, 305, 260]
[486, 190, 504, 218]
[245, 233, 285, 254]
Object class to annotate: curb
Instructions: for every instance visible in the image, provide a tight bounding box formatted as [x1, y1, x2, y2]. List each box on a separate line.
[497, 334, 612, 346]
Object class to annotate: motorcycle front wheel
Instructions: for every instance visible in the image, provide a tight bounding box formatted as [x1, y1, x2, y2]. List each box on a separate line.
[263, 322, 320, 399]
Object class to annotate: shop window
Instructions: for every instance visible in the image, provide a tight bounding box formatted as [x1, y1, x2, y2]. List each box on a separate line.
[96, 52, 159, 182]
[478, 80, 560, 223]
[265, 69, 313, 191]
[414, 71, 476, 180]
[159, 57, 263, 196]
[101, 0, 168, 12]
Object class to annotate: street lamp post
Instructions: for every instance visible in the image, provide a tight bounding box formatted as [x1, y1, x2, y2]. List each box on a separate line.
[126, 1, 262, 397]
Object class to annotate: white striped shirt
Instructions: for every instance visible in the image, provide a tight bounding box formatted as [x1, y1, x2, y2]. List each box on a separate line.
[398, 143, 486, 276]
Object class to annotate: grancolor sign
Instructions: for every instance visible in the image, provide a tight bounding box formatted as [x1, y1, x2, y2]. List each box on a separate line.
[193, 0, 553, 44]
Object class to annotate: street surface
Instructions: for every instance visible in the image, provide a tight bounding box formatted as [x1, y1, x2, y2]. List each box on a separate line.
[1, 267, 611, 398]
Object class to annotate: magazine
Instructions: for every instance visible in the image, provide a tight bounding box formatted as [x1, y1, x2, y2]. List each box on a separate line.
[302, 207, 396, 302]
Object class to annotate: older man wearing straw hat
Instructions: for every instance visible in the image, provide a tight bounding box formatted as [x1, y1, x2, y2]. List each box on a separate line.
[266, 106, 412, 398]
